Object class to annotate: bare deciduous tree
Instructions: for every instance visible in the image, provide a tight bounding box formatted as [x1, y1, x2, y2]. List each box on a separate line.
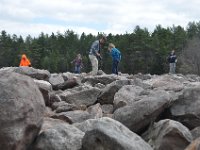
[179, 37, 200, 75]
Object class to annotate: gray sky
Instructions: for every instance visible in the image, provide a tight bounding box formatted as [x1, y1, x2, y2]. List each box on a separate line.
[0, 0, 199, 37]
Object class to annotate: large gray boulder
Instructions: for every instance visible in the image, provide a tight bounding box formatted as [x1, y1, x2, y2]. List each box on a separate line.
[52, 101, 83, 113]
[49, 91, 63, 107]
[49, 73, 65, 90]
[16, 67, 50, 80]
[133, 73, 152, 80]
[97, 79, 133, 104]
[169, 85, 200, 129]
[144, 74, 184, 92]
[113, 90, 173, 133]
[87, 103, 103, 119]
[186, 74, 200, 82]
[0, 70, 45, 150]
[3, 67, 51, 81]
[52, 110, 93, 124]
[113, 85, 145, 110]
[191, 126, 200, 140]
[59, 85, 101, 106]
[185, 137, 200, 150]
[143, 119, 192, 150]
[75, 117, 153, 150]
[34, 79, 52, 106]
[31, 118, 84, 150]
[57, 78, 79, 90]
[81, 74, 118, 86]
[101, 104, 114, 114]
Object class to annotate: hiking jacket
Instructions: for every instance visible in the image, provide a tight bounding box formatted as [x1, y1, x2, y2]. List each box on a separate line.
[110, 48, 121, 62]
[168, 54, 177, 63]
[72, 58, 82, 67]
[19, 54, 31, 67]
[89, 40, 100, 56]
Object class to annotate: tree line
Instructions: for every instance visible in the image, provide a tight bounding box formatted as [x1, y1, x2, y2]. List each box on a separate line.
[1, 21, 200, 75]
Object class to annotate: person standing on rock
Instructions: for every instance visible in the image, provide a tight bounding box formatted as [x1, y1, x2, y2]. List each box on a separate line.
[71, 53, 83, 74]
[19, 54, 31, 67]
[167, 50, 177, 74]
[88, 35, 107, 75]
[108, 43, 121, 75]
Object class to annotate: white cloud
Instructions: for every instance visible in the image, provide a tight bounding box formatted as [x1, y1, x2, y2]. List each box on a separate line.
[0, 0, 199, 38]
[0, 20, 99, 38]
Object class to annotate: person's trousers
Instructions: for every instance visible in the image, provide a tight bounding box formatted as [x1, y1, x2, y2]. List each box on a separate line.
[169, 63, 176, 74]
[112, 60, 119, 75]
[89, 54, 98, 75]
[75, 65, 81, 73]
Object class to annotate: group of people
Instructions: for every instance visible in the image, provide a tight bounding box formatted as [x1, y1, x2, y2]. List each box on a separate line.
[19, 36, 177, 75]
[19, 35, 121, 75]
[70, 35, 122, 75]
[88, 36, 121, 75]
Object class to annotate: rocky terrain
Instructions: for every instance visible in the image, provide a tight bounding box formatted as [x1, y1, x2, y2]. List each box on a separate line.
[1, 66, 200, 150]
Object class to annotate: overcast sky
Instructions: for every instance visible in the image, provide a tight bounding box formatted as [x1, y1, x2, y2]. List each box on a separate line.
[0, 0, 199, 38]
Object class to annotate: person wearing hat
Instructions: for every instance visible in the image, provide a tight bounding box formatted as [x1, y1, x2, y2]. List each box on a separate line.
[88, 35, 106, 75]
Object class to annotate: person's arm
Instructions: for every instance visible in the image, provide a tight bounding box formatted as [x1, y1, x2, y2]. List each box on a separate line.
[71, 59, 75, 64]
[175, 55, 177, 63]
[27, 59, 31, 67]
[95, 48, 102, 60]
[119, 51, 122, 61]
[96, 51, 100, 56]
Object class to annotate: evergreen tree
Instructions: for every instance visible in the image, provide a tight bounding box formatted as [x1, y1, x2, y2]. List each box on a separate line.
[0, 21, 199, 75]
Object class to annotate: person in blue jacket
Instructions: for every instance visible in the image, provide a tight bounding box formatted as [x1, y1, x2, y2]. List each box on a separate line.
[108, 43, 121, 75]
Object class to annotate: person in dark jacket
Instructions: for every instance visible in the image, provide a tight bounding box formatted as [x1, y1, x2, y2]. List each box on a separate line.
[167, 50, 177, 74]
[108, 43, 121, 75]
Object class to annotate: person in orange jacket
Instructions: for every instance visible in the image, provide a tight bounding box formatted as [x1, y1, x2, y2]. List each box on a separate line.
[19, 54, 31, 67]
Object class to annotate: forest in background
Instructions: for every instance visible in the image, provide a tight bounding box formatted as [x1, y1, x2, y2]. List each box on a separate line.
[1, 21, 200, 75]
